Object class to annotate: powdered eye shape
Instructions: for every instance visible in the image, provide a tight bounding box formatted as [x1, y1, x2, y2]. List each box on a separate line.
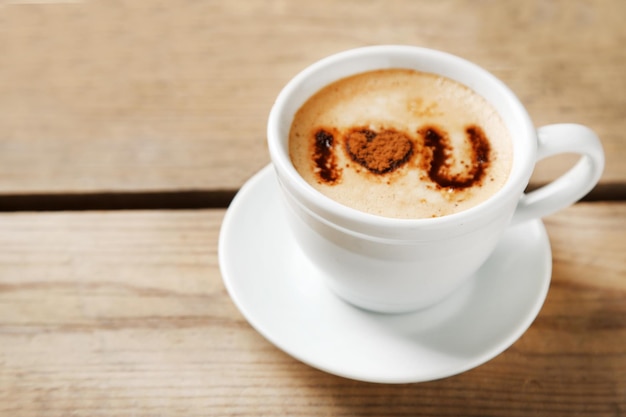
[312, 128, 342, 184]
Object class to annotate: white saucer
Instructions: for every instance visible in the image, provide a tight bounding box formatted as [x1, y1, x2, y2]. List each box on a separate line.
[219, 165, 552, 384]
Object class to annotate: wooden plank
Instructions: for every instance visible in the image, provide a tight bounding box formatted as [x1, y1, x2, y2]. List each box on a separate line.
[0, 0, 624, 194]
[0, 203, 624, 416]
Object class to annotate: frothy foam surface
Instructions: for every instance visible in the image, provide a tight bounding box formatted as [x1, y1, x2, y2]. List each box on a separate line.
[289, 69, 513, 219]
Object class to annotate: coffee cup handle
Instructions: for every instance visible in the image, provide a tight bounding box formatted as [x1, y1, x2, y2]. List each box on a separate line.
[511, 123, 605, 225]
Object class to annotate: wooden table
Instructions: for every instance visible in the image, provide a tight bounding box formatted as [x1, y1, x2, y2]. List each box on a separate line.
[0, 1, 624, 415]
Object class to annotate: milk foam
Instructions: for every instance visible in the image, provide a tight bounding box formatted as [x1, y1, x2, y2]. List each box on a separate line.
[289, 69, 513, 219]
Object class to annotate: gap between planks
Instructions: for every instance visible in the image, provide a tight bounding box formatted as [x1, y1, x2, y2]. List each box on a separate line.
[0, 183, 623, 212]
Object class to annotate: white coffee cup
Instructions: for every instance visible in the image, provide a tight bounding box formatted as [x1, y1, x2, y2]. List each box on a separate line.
[267, 45, 604, 313]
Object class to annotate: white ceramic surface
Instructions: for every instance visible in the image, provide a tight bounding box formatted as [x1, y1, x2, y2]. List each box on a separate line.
[219, 166, 552, 383]
[266, 45, 602, 313]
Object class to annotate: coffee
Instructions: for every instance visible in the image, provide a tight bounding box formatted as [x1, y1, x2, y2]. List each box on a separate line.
[289, 69, 513, 219]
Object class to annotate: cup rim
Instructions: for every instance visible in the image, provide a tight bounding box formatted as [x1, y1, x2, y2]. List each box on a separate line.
[267, 45, 536, 239]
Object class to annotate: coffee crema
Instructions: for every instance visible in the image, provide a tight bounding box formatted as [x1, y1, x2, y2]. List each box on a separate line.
[288, 69, 513, 219]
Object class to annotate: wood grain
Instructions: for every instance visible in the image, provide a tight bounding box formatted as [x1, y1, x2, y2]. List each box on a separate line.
[0, 203, 624, 416]
[0, 0, 624, 195]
